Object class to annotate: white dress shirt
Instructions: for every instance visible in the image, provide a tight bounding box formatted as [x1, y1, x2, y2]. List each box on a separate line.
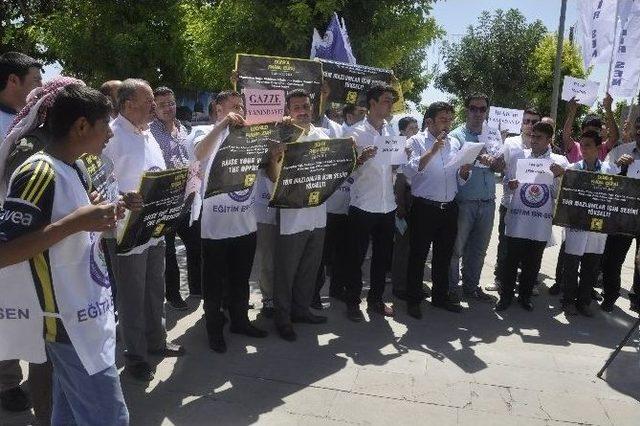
[345, 118, 396, 213]
[102, 114, 167, 255]
[500, 135, 528, 207]
[404, 130, 468, 202]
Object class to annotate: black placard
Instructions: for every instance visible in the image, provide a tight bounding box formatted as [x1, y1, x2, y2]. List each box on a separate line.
[204, 122, 304, 198]
[269, 138, 356, 209]
[235, 53, 323, 119]
[553, 169, 640, 235]
[117, 168, 192, 253]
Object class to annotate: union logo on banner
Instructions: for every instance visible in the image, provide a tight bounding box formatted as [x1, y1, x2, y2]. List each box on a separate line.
[520, 184, 550, 209]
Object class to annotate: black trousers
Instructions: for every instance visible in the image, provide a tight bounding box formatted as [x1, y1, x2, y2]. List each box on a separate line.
[165, 216, 202, 300]
[493, 205, 508, 280]
[315, 213, 350, 297]
[406, 198, 457, 305]
[201, 232, 256, 337]
[555, 242, 566, 286]
[501, 237, 546, 301]
[345, 206, 395, 306]
[562, 253, 601, 306]
[601, 234, 640, 305]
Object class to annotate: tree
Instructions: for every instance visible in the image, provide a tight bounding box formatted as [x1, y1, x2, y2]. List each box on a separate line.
[3, 0, 442, 103]
[435, 9, 547, 108]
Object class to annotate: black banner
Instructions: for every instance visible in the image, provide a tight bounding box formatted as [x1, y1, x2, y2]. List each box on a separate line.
[117, 168, 192, 253]
[319, 59, 405, 113]
[204, 122, 304, 198]
[553, 169, 640, 235]
[269, 138, 356, 209]
[235, 54, 323, 119]
[77, 154, 119, 202]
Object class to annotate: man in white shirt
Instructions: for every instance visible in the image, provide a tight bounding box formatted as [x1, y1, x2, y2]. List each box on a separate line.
[267, 89, 332, 341]
[490, 108, 541, 291]
[404, 102, 472, 319]
[0, 50, 42, 413]
[341, 104, 367, 132]
[495, 121, 568, 311]
[195, 91, 268, 353]
[102, 79, 185, 382]
[343, 84, 399, 322]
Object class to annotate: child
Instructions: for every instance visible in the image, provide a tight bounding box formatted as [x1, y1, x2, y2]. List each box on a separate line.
[496, 121, 569, 312]
[0, 85, 129, 425]
[561, 130, 610, 317]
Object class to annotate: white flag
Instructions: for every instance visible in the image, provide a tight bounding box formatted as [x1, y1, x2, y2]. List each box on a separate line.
[577, 0, 618, 68]
[609, 0, 640, 97]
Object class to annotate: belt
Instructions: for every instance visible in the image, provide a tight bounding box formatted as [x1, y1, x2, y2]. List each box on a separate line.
[415, 197, 456, 210]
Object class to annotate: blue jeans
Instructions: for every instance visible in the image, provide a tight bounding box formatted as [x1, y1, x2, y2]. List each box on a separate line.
[47, 342, 129, 426]
[450, 199, 496, 292]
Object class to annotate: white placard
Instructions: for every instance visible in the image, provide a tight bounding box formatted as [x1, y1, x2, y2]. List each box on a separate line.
[445, 142, 484, 169]
[627, 161, 640, 179]
[515, 158, 554, 185]
[488, 107, 524, 134]
[373, 135, 407, 166]
[479, 124, 504, 159]
[561, 76, 600, 106]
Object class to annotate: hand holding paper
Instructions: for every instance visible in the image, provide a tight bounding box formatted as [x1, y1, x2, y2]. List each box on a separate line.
[561, 76, 600, 106]
[515, 158, 554, 185]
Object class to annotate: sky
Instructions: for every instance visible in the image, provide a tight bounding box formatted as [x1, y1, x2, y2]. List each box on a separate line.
[42, 0, 612, 120]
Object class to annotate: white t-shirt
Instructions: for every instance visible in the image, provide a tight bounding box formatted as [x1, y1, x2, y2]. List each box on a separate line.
[504, 148, 569, 242]
[275, 125, 328, 235]
[500, 135, 528, 207]
[102, 115, 167, 255]
[199, 126, 258, 240]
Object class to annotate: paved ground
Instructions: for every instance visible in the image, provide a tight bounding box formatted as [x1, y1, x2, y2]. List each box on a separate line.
[3, 185, 640, 425]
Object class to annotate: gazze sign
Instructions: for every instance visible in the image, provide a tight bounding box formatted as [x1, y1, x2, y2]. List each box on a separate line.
[243, 88, 286, 125]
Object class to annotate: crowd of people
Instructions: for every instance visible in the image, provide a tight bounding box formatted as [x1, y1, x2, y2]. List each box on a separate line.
[0, 50, 639, 425]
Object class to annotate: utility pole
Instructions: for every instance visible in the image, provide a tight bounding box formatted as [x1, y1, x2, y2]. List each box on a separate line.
[550, 0, 568, 123]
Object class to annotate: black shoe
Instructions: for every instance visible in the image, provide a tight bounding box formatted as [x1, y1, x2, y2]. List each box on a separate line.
[518, 297, 534, 311]
[577, 304, 594, 317]
[277, 324, 297, 342]
[291, 313, 328, 324]
[367, 301, 394, 317]
[564, 303, 579, 316]
[329, 289, 347, 302]
[447, 292, 461, 304]
[407, 303, 422, 319]
[208, 334, 227, 353]
[463, 288, 494, 302]
[125, 362, 154, 381]
[260, 306, 275, 319]
[230, 323, 268, 338]
[601, 300, 615, 313]
[346, 305, 365, 322]
[494, 298, 512, 312]
[149, 341, 186, 357]
[310, 298, 324, 310]
[591, 290, 603, 302]
[432, 300, 462, 313]
[0, 386, 31, 412]
[167, 297, 188, 311]
[548, 283, 561, 296]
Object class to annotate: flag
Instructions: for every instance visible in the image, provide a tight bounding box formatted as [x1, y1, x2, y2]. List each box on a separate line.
[577, 0, 618, 69]
[310, 12, 356, 64]
[609, 0, 640, 97]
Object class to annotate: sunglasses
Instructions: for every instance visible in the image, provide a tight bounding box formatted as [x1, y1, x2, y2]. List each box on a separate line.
[522, 119, 540, 125]
[467, 106, 487, 113]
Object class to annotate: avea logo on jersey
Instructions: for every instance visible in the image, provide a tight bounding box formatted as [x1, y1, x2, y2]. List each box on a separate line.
[0, 208, 33, 227]
[520, 184, 550, 209]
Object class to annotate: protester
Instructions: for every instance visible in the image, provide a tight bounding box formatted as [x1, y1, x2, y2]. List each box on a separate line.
[102, 78, 185, 382]
[99, 80, 123, 119]
[0, 50, 42, 414]
[449, 93, 501, 302]
[391, 116, 421, 301]
[266, 89, 331, 340]
[195, 90, 268, 353]
[341, 103, 367, 131]
[600, 115, 640, 313]
[489, 108, 541, 291]
[0, 84, 128, 425]
[561, 130, 610, 317]
[496, 122, 568, 311]
[404, 102, 472, 319]
[343, 84, 399, 321]
[150, 86, 202, 310]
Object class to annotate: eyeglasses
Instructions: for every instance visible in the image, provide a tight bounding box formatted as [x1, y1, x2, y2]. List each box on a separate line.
[467, 106, 487, 113]
[522, 119, 539, 125]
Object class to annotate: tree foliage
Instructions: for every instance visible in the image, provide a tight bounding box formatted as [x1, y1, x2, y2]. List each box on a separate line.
[2, 0, 442, 102]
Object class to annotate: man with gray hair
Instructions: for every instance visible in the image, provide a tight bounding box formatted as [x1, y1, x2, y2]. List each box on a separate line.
[102, 78, 185, 382]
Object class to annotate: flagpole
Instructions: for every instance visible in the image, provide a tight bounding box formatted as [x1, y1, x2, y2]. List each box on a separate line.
[606, 0, 622, 92]
[550, 0, 568, 123]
